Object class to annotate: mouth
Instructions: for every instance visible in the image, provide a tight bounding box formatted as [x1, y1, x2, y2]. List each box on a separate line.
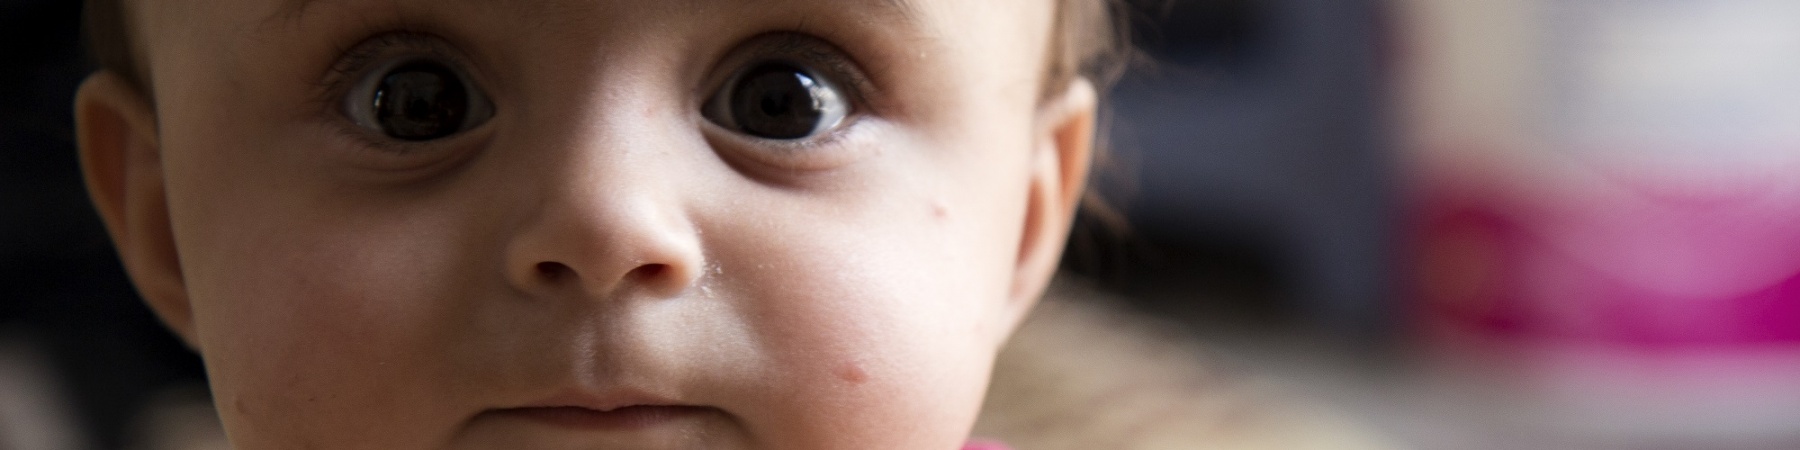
[488, 390, 718, 431]
[493, 405, 715, 430]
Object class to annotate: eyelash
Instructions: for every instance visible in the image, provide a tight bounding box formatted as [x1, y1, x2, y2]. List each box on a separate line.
[322, 32, 468, 93]
[756, 34, 876, 103]
[314, 32, 476, 155]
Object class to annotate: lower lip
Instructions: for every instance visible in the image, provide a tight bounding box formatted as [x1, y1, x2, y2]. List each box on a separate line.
[496, 405, 712, 430]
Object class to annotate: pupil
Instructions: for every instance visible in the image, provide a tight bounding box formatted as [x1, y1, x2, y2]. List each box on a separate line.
[373, 62, 468, 141]
[730, 64, 825, 139]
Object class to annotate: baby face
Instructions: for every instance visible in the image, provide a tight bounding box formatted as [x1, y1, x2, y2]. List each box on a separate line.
[81, 0, 1095, 448]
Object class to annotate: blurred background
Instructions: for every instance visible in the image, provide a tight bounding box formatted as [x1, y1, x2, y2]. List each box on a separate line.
[4, 0, 1800, 449]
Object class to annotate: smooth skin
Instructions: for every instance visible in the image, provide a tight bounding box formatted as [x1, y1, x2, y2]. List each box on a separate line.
[76, 0, 1095, 448]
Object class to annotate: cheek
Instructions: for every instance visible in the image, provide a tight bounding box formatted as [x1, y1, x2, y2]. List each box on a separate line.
[697, 165, 1021, 447]
[160, 61, 505, 441]
[176, 194, 484, 447]
[714, 230, 995, 448]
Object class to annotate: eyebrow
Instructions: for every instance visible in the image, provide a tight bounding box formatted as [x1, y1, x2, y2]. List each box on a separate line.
[269, 0, 321, 24]
[261, 0, 329, 28]
[264, 0, 537, 27]
[873, 0, 922, 24]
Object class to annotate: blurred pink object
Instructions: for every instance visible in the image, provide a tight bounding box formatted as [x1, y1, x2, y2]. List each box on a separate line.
[1397, 0, 1800, 442]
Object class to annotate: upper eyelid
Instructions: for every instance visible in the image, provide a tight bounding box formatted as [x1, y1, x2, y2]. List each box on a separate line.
[310, 32, 464, 107]
[725, 33, 879, 107]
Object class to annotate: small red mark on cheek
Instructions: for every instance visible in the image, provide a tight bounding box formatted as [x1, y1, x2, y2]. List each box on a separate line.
[931, 201, 949, 221]
[836, 363, 869, 385]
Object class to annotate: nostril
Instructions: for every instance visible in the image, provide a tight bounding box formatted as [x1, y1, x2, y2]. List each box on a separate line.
[528, 262, 680, 293]
[628, 263, 669, 281]
[535, 262, 571, 280]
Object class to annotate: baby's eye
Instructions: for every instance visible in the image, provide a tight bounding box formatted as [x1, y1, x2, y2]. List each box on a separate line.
[704, 62, 850, 140]
[344, 58, 493, 142]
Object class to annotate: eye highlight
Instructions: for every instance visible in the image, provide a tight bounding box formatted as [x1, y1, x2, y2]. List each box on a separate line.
[705, 62, 850, 141]
[334, 35, 494, 144]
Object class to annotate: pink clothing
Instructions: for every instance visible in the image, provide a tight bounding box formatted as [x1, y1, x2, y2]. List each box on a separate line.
[962, 440, 1010, 450]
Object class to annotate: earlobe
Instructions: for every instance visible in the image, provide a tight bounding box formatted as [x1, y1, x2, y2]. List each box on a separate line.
[75, 72, 198, 348]
[1005, 78, 1099, 333]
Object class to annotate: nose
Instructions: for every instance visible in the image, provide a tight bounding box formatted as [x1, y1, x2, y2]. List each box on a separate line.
[502, 144, 706, 301]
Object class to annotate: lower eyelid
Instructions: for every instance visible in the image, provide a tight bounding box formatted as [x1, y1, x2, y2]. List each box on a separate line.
[318, 116, 494, 177]
[706, 113, 876, 175]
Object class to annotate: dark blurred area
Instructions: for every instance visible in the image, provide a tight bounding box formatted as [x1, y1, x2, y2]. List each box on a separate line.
[1077, 0, 1393, 335]
[1, 1, 208, 448]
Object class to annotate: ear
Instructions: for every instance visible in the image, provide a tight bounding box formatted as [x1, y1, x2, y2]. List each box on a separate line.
[75, 72, 197, 348]
[1005, 78, 1098, 330]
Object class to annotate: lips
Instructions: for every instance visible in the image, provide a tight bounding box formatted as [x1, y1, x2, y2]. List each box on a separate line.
[488, 390, 716, 431]
[497, 405, 713, 430]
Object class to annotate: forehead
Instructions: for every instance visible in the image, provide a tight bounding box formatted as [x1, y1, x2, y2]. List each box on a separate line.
[138, 0, 1053, 77]
[267, 0, 924, 24]
[226, 0, 1039, 44]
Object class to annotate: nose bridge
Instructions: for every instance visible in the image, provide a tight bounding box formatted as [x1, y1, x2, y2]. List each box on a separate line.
[503, 81, 705, 300]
